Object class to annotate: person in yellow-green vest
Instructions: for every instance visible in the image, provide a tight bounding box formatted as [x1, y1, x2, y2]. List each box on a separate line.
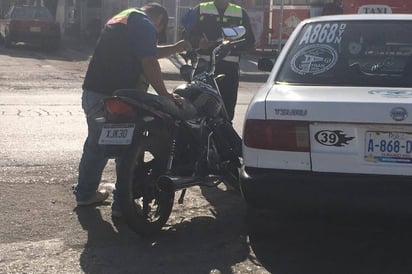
[74, 3, 191, 217]
[184, 0, 255, 121]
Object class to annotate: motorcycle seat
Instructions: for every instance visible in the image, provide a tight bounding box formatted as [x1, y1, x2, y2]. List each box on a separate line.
[113, 89, 197, 120]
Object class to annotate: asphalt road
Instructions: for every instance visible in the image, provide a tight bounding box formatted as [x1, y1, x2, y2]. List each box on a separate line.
[2, 42, 412, 274]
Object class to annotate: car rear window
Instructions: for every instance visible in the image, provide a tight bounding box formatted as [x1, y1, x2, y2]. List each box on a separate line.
[11, 6, 53, 20]
[276, 20, 412, 87]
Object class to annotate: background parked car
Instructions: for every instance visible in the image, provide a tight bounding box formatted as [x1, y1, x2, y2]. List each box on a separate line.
[0, 5, 61, 50]
[241, 14, 412, 214]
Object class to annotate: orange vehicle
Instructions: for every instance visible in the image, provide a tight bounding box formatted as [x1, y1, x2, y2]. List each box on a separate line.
[257, 5, 311, 52]
[257, 0, 412, 52]
[342, 0, 412, 14]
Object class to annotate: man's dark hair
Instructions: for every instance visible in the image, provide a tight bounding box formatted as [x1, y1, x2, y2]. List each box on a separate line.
[141, 2, 169, 34]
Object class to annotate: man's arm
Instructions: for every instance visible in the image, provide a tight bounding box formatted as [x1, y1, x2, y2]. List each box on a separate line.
[142, 56, 170, 97]
[157, 40, 192, 59]
[127, 13, 177, 97]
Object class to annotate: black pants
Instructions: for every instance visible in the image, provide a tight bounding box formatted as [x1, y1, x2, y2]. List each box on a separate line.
[215, 60, 240, 121]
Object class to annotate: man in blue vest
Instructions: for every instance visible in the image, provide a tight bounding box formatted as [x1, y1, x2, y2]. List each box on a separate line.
[74, 3, 191, 217]
[184, 0, 255, 121]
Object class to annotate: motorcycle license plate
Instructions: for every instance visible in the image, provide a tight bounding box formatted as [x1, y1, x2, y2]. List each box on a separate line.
[98, 123, 135, 145]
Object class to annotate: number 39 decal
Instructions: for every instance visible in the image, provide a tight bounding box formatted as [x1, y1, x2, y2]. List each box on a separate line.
[315, 130, 355, 147]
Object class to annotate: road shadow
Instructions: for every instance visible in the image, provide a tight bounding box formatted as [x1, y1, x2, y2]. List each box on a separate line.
[178, 186, 252, 273]
[72, 183, 412, 273]
[73, 189, 254, 274]
[247, 208, 412, 274]
[196, 185, 258, 273]
[74, 205, 134, 273]
[145, 214, 251, 274]
[0, 38, 93, 62]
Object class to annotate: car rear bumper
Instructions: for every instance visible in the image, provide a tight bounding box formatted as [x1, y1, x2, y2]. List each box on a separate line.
[9, 32, 60, 43]
[239, 166, 412, 213]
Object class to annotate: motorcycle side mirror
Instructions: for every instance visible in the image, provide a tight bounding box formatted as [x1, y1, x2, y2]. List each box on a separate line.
[180, 64, 193, 82]
[222, 26, 246, 40]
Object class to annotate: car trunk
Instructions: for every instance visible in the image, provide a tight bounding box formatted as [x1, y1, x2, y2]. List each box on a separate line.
[265, 85, 412, 176]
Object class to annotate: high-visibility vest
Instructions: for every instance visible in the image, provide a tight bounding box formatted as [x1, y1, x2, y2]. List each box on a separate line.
[106, 8, 146, 25]
[83, 8, 150, 95]
[197, 2, 243, 62]
[107, 8, 150, 91]
[199, 2, 243, 24]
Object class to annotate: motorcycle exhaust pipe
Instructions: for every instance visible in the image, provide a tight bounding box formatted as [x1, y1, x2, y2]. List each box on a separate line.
[157, 175, 224, 192]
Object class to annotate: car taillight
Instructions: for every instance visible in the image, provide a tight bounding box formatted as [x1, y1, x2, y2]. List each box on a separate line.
[10, 20, 28, 31]
[105, 98, 136, 116]
[244, 119, 309, 152]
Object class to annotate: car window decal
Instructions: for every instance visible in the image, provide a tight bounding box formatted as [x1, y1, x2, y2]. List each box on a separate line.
[314, 130, 355, 147]
[289, 23, 345, 76]
[369, 90, 412, 98]
[290, 44, 338, 75]
[299, 23, 346, 45]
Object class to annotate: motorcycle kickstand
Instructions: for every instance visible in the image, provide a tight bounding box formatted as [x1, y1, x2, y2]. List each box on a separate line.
[178, 189, 187, 204]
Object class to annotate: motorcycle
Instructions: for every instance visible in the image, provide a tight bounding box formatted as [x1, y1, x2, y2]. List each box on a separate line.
[96, 26, 246, 235]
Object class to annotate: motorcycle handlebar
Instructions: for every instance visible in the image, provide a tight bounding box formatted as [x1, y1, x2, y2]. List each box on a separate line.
[178, 38, 247, 80]
[180, 37, 246, 62]
[213, 38, 246, 57]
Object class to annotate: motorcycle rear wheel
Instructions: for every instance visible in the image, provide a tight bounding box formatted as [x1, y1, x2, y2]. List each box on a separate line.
[117, 126, 175, 236]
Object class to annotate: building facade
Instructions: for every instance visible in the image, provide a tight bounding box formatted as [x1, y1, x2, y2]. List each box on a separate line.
[0, 0, 338, 47]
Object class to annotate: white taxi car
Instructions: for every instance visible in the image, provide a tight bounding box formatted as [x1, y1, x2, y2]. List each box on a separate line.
[240, 14, 412, 211]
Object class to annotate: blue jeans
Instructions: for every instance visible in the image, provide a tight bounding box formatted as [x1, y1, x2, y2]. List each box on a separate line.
[75, 90, 119, 207]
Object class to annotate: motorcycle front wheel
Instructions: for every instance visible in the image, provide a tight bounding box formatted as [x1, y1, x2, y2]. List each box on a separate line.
[117, 126, 175, 236]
